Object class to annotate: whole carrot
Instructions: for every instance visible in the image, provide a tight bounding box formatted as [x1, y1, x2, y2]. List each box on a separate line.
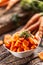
[35, 16, 43, 43]
[38, 16, 43, 38]
[4, 0, 20, 13]
[21, 13, 43, 30]
[26, 19, 40, 32]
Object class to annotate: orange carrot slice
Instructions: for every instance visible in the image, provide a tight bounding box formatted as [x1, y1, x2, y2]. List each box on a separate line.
[14, 40, 21, 47]
[38, 52, 43, 61]
[17, 47, 23, 52]
[24, 47, 29, 51]
[23, 40, 29, 47]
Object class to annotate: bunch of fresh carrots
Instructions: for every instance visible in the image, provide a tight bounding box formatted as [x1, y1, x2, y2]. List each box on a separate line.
[20, 13, 43, 38]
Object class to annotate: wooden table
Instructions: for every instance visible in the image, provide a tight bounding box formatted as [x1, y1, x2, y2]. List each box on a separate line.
[0, 27, 43, 65]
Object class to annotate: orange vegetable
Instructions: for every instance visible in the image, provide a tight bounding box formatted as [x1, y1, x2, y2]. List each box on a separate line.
[5, 42, 11, 49]
[23, 40, 29, 47]
[28, 37, 34, 45]
[4, 32, 38, 52]
[38, 52, 43, 60]
[24, 47, 29, 51]
[12, 33, 19, 41]
[0, 0, 9, 7]
[26, 20, 40, 32]
[31, 45, 36, 49]
[21, 13, 42, 30]
[13, 46, 17, 52]
[10, 42, 14, 51]
[17, 47, 23, 52]
[0, 0, 8, 3]
[4, 34, 11, 44]
[14, 40, 21, 47]
[21, 45, 24, 49]
[4, 34, 12, 49]
[4, 0, 19, 13]
[29, 37, 38, 45]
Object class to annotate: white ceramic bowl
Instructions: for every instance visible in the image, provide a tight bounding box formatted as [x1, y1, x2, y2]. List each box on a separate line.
[3, 44, 38, 58]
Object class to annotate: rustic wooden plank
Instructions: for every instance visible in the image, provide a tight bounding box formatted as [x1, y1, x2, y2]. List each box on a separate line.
[0, 54, 21, 63]
[0, 51, 10, 61]
[0, 45, 6, 53]
[27, 58, 43, 65]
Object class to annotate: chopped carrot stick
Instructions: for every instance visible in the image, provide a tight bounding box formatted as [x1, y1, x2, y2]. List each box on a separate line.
[14, 40, 21, 47]
[24, 47, 29, 51]
[17, 47, 23, 52]
[13, 46, 17, 52]
[23, 40, 29, 47]
[29, 37, 38, 45]
[4, 34, 11, 44]
[10, 42, 14, 51]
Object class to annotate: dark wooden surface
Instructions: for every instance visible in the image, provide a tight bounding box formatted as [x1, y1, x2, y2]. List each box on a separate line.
[0, 27, 43, 65]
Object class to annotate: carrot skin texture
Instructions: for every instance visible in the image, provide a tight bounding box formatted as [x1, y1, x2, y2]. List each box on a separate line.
[22, 13, 42, 30]
[26, 18, 40, 32]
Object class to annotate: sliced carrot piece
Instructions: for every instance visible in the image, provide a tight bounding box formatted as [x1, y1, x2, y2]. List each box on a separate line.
[17, 47, 23, 52]
[5, 42, 11, 49]
[13, 46, 17, 52]
[38, 52, 43, 61]
[29, 37, 38, 45]
[21, 45, 24, 49]
[12, 33, 19, 41]
[29, 37, 34, 45]
[23, 40, 29, 47]
[14, 40, 21, 47]
[24, 47, 29, 51]
[4, 34, 11, 44]
[10, 42, 14, 51]
[31, 45, 36, 49]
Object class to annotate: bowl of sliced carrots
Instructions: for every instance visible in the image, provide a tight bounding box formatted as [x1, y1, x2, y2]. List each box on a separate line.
[4, 31, 38, 58]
